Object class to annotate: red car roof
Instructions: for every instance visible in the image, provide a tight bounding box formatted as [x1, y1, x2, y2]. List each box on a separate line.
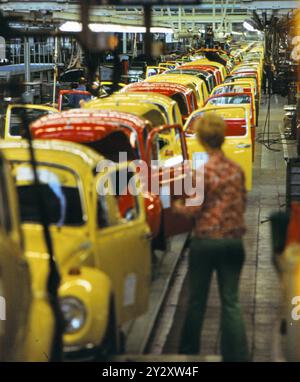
[123, 81, 192, 96]
[31, 109, 150, 142]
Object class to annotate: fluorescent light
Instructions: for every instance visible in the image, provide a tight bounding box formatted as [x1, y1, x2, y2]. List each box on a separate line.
[59, 21, 82, 32]
[59, 21, 173, 34]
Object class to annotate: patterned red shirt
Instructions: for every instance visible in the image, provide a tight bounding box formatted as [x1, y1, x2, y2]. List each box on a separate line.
[176, 151, 247, 239]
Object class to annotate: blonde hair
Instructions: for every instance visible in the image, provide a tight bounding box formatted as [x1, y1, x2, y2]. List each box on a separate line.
[195, 113, 225, 149]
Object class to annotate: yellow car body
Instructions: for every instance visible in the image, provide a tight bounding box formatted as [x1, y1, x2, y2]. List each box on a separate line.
[211, 81, 257, 124]
[184, 105, 252, 190]
[184, 58, 227, 81]
[0, 139, 151, 359]
[100, 92, 182, 125]
[226, 77, 260, 104]
[0, 151, 55, 361]
[4, 104, 58, 140]
[83, 98, 167, 126]
[145, 73, 208, 108]
[233, 63, 262, 84]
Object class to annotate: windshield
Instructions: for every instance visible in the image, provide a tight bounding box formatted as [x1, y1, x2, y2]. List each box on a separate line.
[12, 163, 85, 226]
[142, 110, 166, 127]
[213, 85, 251, 95]
[9, 108, 54, 137]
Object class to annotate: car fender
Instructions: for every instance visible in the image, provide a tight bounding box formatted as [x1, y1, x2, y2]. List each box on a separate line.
[59, 266, 113, 350]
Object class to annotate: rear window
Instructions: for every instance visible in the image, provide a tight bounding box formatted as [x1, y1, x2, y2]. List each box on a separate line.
[143, 110, 165, 127]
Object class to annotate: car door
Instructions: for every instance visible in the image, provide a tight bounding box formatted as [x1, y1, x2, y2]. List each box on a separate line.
[4, 105, 57, 140]
[94, 162, 151, 324]
[0, 156, 32, 361]
[184, 105, 252, 190]
[146, 124, 193, 237]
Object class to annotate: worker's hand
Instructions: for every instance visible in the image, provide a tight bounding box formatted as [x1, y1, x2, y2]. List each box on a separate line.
[172, 199, 184, 214]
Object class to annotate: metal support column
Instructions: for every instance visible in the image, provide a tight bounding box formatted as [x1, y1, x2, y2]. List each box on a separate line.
[52, 34, 59, 105]
[24, 36, 31, 83]
[123, 32, 127, 54]
[23, 36, 33, 102]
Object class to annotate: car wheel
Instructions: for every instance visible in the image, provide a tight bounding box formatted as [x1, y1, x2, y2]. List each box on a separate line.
[94, 298, 118, 361]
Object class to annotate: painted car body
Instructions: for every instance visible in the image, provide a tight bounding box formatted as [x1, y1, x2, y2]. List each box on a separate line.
[145, 73, 208, 107]
[31, 110, 162, 241]
[121, 81, 198, 122]
[97, 92, 182, 125]
[184, 58, 227, 82]
[167, 67, 215, 94]
[184, 105, 253, 190]
[0, 139, 152, 359]
[83, 98, 167, 127]
[31, 109, 192, 239]
[204, 92, 256, 159]
[179, 64, 223, 86]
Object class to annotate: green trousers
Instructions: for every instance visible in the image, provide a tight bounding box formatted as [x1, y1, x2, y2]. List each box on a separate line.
[179, 237, 249, 362]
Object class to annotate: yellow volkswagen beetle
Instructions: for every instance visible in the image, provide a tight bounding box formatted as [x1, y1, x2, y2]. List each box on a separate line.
[0, 139, 151, 360]
[145, 73, 208, 107]
[184, 105, 253, 190]
[3, 104, 58, 140]
[185, 58, 227, 82]
[100, 92, 182, 125]
[84, 98, 167, 127]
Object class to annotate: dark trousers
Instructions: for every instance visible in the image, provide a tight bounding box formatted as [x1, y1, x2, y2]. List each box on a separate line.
[179, 237, 249, 362]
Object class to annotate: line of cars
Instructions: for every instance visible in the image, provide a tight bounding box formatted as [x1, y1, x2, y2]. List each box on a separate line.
[0, 42, 264, 361]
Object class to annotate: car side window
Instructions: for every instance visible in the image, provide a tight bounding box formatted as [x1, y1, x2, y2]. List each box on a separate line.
[153, 126, 184, 167]
[97, 169, 140, 228]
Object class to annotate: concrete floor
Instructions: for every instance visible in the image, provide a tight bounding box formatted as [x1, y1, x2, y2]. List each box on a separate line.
[162, 95, 293, 361]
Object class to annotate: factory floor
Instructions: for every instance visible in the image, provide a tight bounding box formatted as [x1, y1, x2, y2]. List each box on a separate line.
[161, 95, 294, 361]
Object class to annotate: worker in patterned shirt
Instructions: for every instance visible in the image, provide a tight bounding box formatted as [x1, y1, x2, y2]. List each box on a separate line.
[173, 113, 249, 362]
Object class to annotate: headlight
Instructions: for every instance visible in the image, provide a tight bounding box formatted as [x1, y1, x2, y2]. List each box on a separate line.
[60, 297, 86, 334]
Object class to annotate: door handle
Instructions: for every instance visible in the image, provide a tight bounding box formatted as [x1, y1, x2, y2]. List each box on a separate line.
[236, 143, 251, 149]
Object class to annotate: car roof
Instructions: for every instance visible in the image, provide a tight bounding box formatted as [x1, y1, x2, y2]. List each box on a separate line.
[108, 92, 177, 107]
[0, 139, 103, 173]
[146, 73, 204, 86]
[83, 98, 167, 125]
[123, 81, 192, 95]
[30, 109, 151, 135]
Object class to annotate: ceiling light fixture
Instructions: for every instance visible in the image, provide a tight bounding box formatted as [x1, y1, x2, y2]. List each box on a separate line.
[59, 21, 173, 34]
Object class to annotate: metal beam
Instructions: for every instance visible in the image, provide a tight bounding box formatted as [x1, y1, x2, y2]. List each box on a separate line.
[239, 1, 298, 10]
